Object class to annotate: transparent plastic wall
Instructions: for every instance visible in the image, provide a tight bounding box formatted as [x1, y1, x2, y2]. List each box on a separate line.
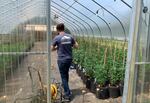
[0, 0, 49, 103]
[132, 0, 150, 102]
[124, 0, 150, 103]
[51, 0, 132, 40]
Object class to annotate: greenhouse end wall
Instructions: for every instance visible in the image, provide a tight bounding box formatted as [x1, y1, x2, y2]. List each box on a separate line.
[124, 0, 150, 103]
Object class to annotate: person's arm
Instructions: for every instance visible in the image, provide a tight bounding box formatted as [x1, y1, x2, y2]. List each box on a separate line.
[73, 41, 78, 49]
[71, 36, 78, 49]
[51, 45, 57, 51]
[51, 37, 58, 51]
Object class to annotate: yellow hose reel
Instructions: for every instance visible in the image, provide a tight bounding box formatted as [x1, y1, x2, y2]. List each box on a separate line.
[51, 84, 58, 100]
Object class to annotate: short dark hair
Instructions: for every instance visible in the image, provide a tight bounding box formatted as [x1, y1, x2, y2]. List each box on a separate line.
[56, 23, 65, 32]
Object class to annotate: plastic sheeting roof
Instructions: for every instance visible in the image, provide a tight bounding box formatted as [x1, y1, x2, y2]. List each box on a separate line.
[0, 0, 46, 34]
[51, 0, 132, 40]
[0, 0, 133, 40]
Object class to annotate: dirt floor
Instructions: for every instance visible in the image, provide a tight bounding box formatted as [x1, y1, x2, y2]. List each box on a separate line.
[0, 42, 122, 103]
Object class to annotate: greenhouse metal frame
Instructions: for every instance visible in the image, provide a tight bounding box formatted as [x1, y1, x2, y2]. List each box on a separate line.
[0, 0, 150, 103]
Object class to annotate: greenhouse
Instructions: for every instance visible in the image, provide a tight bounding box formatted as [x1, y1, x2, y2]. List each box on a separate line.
[0, 0, 150, 103]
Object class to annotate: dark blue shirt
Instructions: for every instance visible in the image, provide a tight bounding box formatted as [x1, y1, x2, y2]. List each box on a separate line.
[52, 33, 75, 61]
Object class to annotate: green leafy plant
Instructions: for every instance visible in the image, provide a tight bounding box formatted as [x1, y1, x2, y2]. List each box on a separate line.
[109, 67, 122, 86]
[94, 64, 108, 86]
[73, 37, 127, 87]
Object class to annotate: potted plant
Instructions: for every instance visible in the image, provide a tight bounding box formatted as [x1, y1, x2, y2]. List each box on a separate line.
[109, 67, 120, 98]
[85, 67, 95, 90]
[82, 70, 89, 84]
[94, 64, 109, 99]
[118, 67, 125, 96]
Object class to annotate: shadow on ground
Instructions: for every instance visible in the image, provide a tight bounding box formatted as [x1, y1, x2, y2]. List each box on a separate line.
[71, 88, 83, 100]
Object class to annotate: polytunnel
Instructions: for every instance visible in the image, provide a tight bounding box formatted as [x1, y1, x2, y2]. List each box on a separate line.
[0, 0, 150, 103]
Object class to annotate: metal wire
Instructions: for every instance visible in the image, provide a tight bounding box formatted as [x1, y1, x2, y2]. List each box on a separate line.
[52, 12, 84, 35]
[121, 0, 132, 9]
[55, 0, 101, 37]
[75, 0, 112, 38]
[52, 14, 82, 37]
[51, 8, 88, 36]
[91, 0, 127, 41]
[51, 0, 95, 36]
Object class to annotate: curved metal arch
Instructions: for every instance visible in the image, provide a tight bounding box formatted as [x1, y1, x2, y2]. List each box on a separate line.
[64, 23, 77, 35]
[57, 0, 77, 16]
[121, 0, 132, 9]
[91, 0, 126, 41]
[52, 11, 83, 34]
[61, 22, 78, 35]
[54, 16, 81, 37]
[58, 18, 82, 37]
[51, 11, 84, 36]
[51, 0, 94, 36]
[51, 6, 89, 36]
[74, 0, 113, 39]
[57, 0, 101, 37]
[52, 12, 83, 35]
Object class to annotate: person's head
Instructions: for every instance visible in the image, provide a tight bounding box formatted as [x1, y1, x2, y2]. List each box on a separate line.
[56, 23, 65, 32]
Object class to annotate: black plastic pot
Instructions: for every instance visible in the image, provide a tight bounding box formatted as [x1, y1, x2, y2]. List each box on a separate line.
[80, 69, 85, 80]
[82, 75, 89, 84]
[86, 78, 91, 89]
[74, 63, 78, 69]
[119, 84, 124, 96]
[109, 86, 120, 98]
[85, 77, 95, 92]
[76, 67, 80, 75]
[90, 80, 97, 93]
[104, 80, 110, 87]
[76, 65, 79, 74]
[78, 69, 82, 77]
[96, 87, 109, 99]
[76, 65, 82, 76]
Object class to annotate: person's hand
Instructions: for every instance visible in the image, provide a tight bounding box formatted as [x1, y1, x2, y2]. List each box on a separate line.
[51, 45, 57, 51]
[73, 41, 79, 49]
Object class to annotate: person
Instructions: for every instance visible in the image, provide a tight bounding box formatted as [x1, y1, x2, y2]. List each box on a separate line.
[51, 23, 78, 101]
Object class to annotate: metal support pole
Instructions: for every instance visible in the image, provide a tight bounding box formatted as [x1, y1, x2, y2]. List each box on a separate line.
[122, 0, 142, 103]
[146, 14, 150, 61]
[47, 0, 51, 103]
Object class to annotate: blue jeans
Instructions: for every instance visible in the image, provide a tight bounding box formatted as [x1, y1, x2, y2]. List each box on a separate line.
[57, 59, 72, 97]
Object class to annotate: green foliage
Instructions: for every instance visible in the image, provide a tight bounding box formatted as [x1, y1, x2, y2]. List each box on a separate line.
[0, 42, 33, 75]
[73, 37, 127, 86]
[109, 67, 125, 85]
[94, 64, 108, 86]
[0, 42, 31, 52]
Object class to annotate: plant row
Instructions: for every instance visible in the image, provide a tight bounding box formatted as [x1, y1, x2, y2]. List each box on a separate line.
[73, 38, 127, 99]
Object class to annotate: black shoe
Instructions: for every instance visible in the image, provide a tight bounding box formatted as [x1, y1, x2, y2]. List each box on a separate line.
[62, 95, 71, 102]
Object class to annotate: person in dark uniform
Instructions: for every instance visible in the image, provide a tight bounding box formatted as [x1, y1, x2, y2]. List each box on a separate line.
[51, 23, 78, 101]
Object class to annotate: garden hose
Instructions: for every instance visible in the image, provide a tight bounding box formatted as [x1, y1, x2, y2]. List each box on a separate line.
[28, 66, 58, 100]
[51, 84, 58, 100]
